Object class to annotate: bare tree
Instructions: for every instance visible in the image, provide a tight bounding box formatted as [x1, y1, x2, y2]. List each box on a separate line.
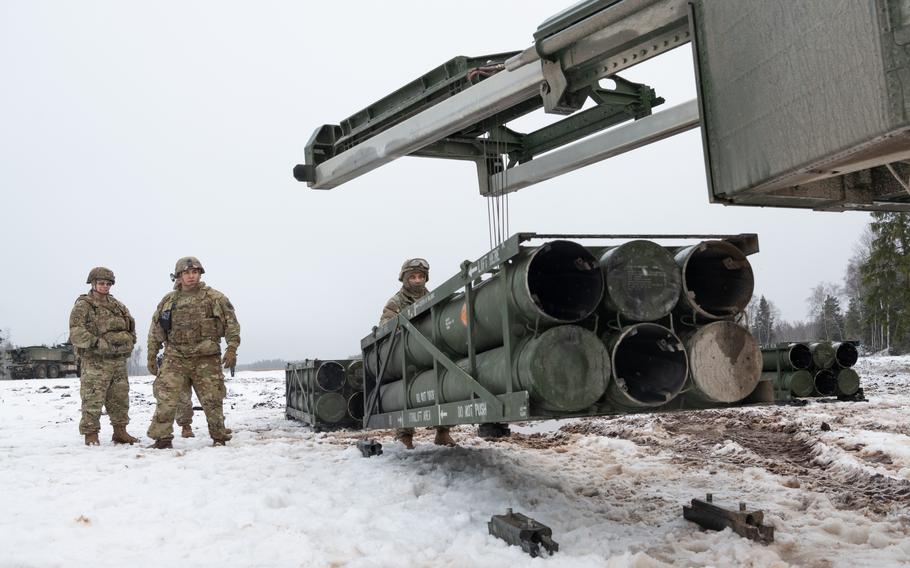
[127, 345, 144, 376]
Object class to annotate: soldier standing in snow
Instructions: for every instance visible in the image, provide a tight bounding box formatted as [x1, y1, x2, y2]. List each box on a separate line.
[175, 389, 196, 438]
[379, 258, 456, 449]
[68, 267, 140, 446]
[146, 257, 240, 449]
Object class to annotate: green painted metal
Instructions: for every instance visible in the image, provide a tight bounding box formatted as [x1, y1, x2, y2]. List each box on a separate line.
[312, 392, 347, 423]
[761, 343, 812, 371]
[313, 361, 345, 392]
[813, 369, 837, 396]
[360, 233, 768, 431]
[298, 53, 664, 190]
[764, 370, 813, 398]
[285, 359, 362, 430]
[835, 368, 860, 396]
[393, 313, 506, 423]
[347, 391, 364, 421]
[364, 239, 603, 380]
[534, 0, 621, 45]
[833, 342, 858, 368]
[380, 325, 609, 414]
[366, 391, 531, 430]
[603, 323, 688, 408]
[674, 240, 754, 321]
[314, 53, 521, 159]
[693, 0, 910, 211]
[514, 76, 664, 162]
[809, 342, 836, 370]
[679, 321, 761, 404]
[346, 360, 364, 390]
[598, 239, 680, 321]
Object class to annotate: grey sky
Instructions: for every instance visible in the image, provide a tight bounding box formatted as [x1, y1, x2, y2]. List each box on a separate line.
[1, 1, 869, 362]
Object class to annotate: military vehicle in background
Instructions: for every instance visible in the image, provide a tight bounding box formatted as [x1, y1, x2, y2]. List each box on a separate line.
[1, 344, 79, 380]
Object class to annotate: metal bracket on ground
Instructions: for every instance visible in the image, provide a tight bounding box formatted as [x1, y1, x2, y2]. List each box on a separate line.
[683, 494, 774, 544]
[355, 439, 383, 458]
[488, 509, 559, 557]
[837, 387, 867, 402]
[477, 422, 512, 439]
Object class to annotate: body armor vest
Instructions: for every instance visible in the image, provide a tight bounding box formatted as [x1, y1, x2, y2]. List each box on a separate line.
[166, 287, 226, 357]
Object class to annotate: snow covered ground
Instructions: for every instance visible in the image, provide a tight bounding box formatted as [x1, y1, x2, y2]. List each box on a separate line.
[2, 358, 910, 568]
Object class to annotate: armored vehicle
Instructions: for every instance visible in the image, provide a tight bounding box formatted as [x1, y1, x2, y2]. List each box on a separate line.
[4, 344, 79, 380]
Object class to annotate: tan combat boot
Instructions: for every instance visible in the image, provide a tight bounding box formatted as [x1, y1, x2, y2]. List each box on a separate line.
[434, 427, 456, 447]
[224, 428, 233, 435]
[84, 433, 100, 446]
[111, 425, 139, 445]
[147, 439, 173, 449]
[181, 425, 195, 438]
[212, 439, 227, 447]
[398, 433, 415, 450]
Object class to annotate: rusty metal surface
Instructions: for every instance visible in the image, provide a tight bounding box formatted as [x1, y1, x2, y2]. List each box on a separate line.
[683, 494, 774, 544]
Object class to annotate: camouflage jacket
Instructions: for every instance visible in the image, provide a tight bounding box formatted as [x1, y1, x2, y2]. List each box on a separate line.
[69, 292, 136, 359]
[148, 282, 240, 358]
[379, 286, 427, 325]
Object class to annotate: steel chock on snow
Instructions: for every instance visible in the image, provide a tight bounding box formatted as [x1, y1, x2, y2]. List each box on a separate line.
[488, 509, 559, 557]
[355, 439, 383, 458]
[477, 422, 512, 439]
[837, 387, 867, 402]
[683, 494, 774, 544]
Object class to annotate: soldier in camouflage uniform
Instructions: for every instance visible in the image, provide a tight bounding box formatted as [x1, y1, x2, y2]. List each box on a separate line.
[68, 267, 140, 446]
[146, 257, 240, 449]
[379, 258, 456, 449]
[174, 387, 231, 439]
[175, 389, 196, 438]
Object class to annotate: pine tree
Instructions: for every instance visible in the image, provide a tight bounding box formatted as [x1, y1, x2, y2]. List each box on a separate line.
[754, 296, 775, 344]
[860, 212, 910, 353]
[817, 295, 845, 341]
[843, 296, 865, 343]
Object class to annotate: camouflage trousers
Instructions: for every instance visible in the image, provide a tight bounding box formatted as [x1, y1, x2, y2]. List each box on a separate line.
[147, 353, 230, 442]
[176, 388, 194, 427]
[79, 355, 131, 435]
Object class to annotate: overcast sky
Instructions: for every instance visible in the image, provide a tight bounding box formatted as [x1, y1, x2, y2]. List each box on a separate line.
[0, 1, 870, 362]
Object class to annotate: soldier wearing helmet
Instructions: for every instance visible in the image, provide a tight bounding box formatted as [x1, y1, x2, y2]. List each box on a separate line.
[146, 256, 240, 449]
[68, 267, 139, 446]
[379, 258, 456, 449]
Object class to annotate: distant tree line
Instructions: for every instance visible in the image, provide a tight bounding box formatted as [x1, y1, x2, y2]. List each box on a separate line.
[235, 359, 288, 371]
[747, 212, 910, 354]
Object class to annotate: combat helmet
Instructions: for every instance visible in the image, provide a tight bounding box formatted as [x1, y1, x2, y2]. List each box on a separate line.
[86, 267, 115, 285]
[398, 258, 429, 282]
[171, 256, 205, 281]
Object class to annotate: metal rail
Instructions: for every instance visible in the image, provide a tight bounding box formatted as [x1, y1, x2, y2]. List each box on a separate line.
[488, 99, 699, 195]
[303, 0, 691, 191]
[310, 63, 543, 189]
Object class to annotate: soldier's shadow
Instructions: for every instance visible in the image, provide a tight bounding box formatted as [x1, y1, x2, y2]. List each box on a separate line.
[392, 443, 598, 511]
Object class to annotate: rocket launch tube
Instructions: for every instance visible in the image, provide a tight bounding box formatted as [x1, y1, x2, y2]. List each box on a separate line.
[378, 325, 610, 414]
[598, 240, 681, 322]
[834, 368, 860, 396]
[761, 343, 812, 371]
[674, 240, 754, 321]
[763, 369, 813, 398]
[813, 369, 837, 396]
[367, 240, 604, 381]
[603, 323, 688, 408]
[809, 342, 836, 370]
[833, 342, 858, 369]
[679, 321, 762, 404]
[313, 361, 345, 392]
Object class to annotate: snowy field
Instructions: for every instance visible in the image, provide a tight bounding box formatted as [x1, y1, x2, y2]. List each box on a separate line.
[2, 358, 910, 568]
